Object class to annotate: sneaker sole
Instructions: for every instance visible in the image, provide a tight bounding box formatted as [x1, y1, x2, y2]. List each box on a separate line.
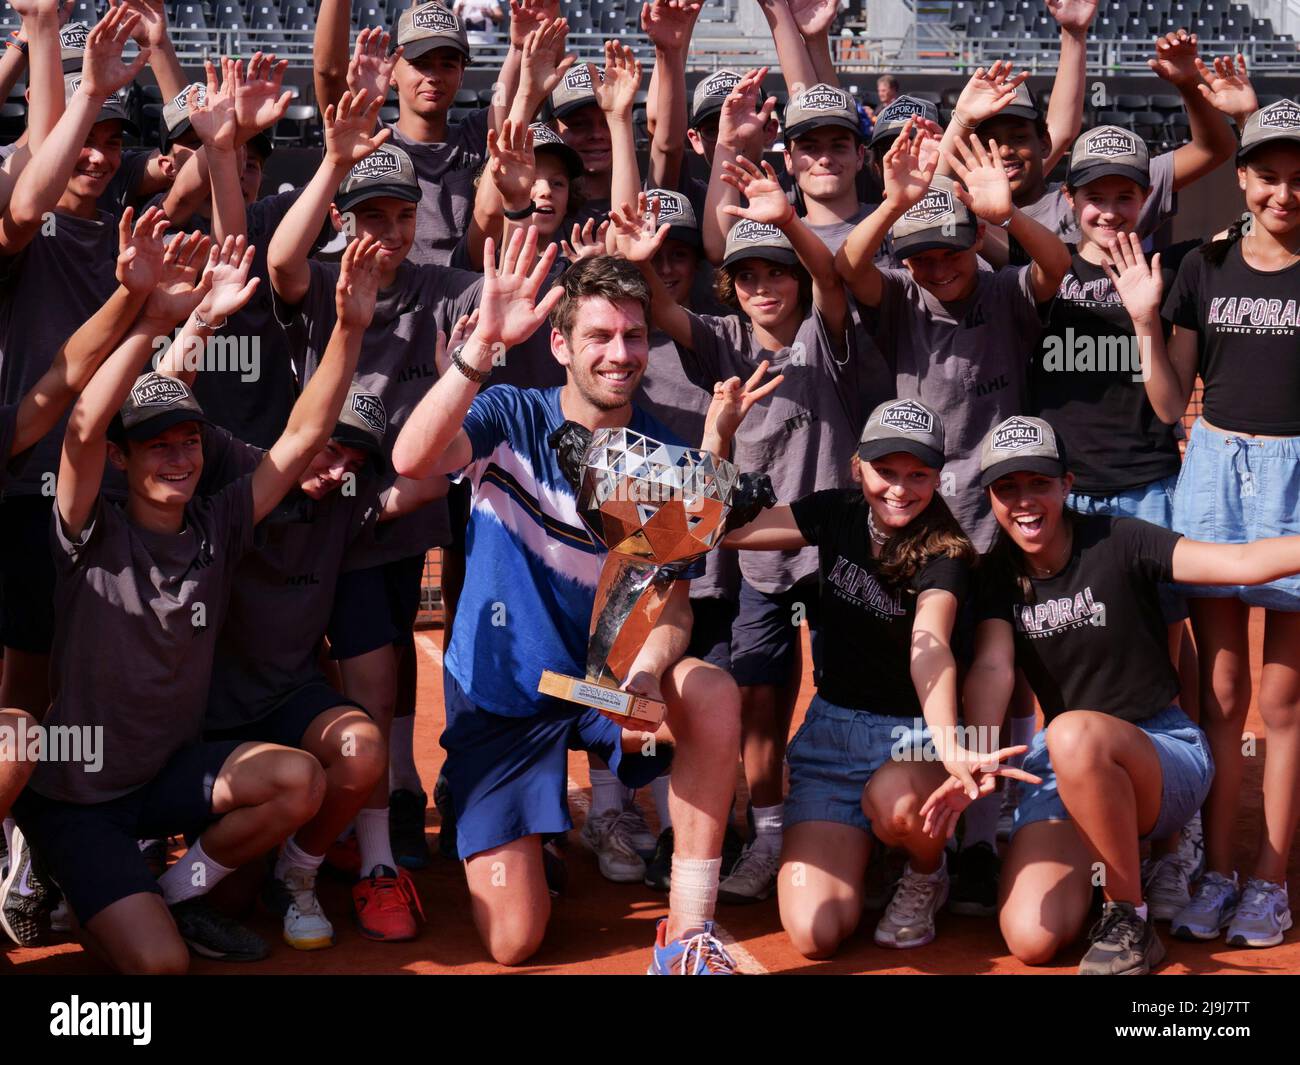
[1226, 913, 1293, 948]
[181, 937, 269, 962]
[355, 925, 418, 943]
[0, 832, 44, 947]
[1171, 919, 1230, 942]
[284, 931, 335, 951]
[874, 928, 937, 949]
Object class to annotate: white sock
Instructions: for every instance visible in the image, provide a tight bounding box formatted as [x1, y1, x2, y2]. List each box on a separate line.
[962, 792, 1000, 849]
[1008, 714, 1037, 768]
[388, 714, 423, 795]
[158, 839, 234, 905]
[906, 852, 947, 882]
[274, 835, 325, 881]
[669, 856, 722, 930]
[589, 768, 624, 817]
[356, 807, 397, 876]
[651, 772, 673, 831]
[750, 803, 784, 854]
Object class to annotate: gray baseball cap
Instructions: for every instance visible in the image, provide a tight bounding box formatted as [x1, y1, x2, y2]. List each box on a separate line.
[983, 82, 1040, 124]
[64, 72, 137, 134]
[549, 63, 602, 122]
[396, 1, 471, 62]
[783, 83, 863, 143]
[60, 20, 87, 72]
[111, 373, 210, 443]
[890, 175, 978, 260]
[647, 187, 700, 247]
[869, 95, 940, 148]
[721, 219, 798, 269]
[333, 387, 388, 471]
[978, 415, 1068, 488]
[690, 69, 743, 128]
[530, 122, 584, 178]
[1237, 99, 1300, 162]
[858, 398, 946, 469]
[335, 144, 422, 212]
[1067, 125, 1151, 189]
[161, 82, 206, 151]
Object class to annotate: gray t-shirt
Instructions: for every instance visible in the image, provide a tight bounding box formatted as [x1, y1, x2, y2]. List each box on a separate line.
[867, 265, 1046, 549]
[273, 257, 482, 568]
[1022, 150, 1176, 250]
[679, 308, 862, 594]
[0, 210, 119, 496]
[805, 202, 878, 256]
[383, 111, 490, 268]
[98, 147, 155, 219]
[34, 475, 256, 803]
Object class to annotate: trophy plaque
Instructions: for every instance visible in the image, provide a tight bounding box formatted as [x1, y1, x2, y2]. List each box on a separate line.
[538, 426, 738, 730]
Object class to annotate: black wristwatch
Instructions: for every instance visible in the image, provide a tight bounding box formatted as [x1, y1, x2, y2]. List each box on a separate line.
[502, 201, 536, 221]
[450, 343, 490, 384]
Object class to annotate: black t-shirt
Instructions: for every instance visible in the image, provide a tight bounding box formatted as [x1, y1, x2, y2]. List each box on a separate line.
[1031, 248, 1181, 494]
[790, 489, 969, 715]
[974, 514, 1181, 723]
[1163, 241, 1300, 436]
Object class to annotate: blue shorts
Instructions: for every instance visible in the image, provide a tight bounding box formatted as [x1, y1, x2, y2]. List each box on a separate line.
[731, 576, 822, 687]
[1012, 705, 1213, 843]
[327, 553, 426, 660]
[688, 595, 738, 672]
[204, 681, 368, 748]
[1172, 420, 1300, 610]
[12, 740, 242, 924]
[440, 671, 673, 860]
[1068, 473, 1187, 623]
[784, 694, 930, 834]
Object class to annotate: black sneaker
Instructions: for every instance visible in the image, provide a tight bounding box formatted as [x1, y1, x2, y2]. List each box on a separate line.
[0, 825, 60, 946]
[1078, 900, 1167, 975]
[643, 827, 673, 892]
[169, 898, 270, 962]
[949, 841, 1000, 917]
[722, 823, 745, 876]
[389, 788, 431, 871]
[433, 774, 457, 860]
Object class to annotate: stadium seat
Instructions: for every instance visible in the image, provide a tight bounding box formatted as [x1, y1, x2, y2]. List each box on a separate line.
[355, 5, 383, 27]
[1097, 109, 1132, 128]
[448, 106, 477, 124]
[0, 101, 24, 141]
[173, 3, 207, 29]
[1131, 110, 1165, 143]
[477, 87, 497, 107]
[454, 88, 480, 107]
[1166, 112, 1190, 144]
[274, 102, 318, 145]
[379, 105, 399, 124]
[1115, 93, 1149, 112]
[248, 3, 280, 30]
[1148, 93, 1183, 116]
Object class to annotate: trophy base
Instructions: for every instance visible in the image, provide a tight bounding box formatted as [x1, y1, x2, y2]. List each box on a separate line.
[537, 671, 667, 731]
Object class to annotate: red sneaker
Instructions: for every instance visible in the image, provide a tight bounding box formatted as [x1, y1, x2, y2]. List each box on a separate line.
[352, 865, 425, 942]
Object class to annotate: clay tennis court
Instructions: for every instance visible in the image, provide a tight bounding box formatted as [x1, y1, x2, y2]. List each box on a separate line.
[7, 606, 1297, 976]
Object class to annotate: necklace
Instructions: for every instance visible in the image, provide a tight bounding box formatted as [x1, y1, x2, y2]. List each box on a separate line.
[868, 507, 889, 546]
[1247, 227, 1300, 272]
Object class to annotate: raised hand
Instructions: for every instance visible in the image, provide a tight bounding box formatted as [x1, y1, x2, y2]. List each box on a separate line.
[438, 309, 479, 376]
[195, 234, 260, 325]
[235, 51, 292, 143]
[519, 18, 575, 102]
[1101, 231, 1164, 326]
[335, 233, 385, 329]
[560, 218, 609, 262]
[347, 27, 401, 106]
[788, 0, 838, 37]
[475, 226, 563, 347]
[509, 0, 559, 49]
[719, 155, 794, 226]
[188, 57, 238, 153]
[919, 746, 1041, 840]
[881, 117, 939, 210]
[717, 66, 777, 154]
[486, 118, 536, 212]
[116, 0, 170, 50]
[592, 40, 642, 119]
[944, 133, 1011, 224]
[1045, 0, 1098, 34]
[640, 0, 700, 52]
[115, 205, 171, 295]
[323, 89, 391, 170]
[952, 59, 1029, 128]
[1149, 29, 1200, 88]
[80, 4, 149, 98]
[703, 359, 784, 448]
[143, 231, 216, 324]
[606, 192, 669, 263]
[1194, 52, 1258, 122]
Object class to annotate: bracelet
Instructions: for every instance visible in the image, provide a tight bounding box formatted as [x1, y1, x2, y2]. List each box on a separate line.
[951, 112, 976, 130]
[502, 201, 536, 221]
[192, 310, 227, 330]
[997, 210, 1014, 230]
[6, 34, 27, 54]
[450, 342, 490, 384]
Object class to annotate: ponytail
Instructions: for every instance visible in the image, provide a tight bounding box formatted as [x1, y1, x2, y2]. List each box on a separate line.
[1200, 213, 1250, 267]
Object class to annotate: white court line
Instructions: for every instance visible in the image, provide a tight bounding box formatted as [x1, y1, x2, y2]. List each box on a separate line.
[414, 633, 443, 668]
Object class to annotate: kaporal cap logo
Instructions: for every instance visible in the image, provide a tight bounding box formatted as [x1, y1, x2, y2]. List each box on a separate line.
[131, 376, 189, 408]
[60, 22, 88, 49]
[1259, 102, 1300, 130]
[991, 417, 1044, 452]
[877, 98, 924, 125]
[903, 188, 954, 224]
[797, 86, 850, 112]
[1084, 128, 1137, 158]
[351, 392, 386, 434]
[699, 71, 741, 98]
[652, 191, 687, 219]
[351, 150, 403, 180]
[733, 219, 782, 243]
[563, 65, 597, 93]
[411, 4, 459, 32]
[172, 84, 206, 111]
[531, 123, 564, 147]
[879, 400, 933, 435]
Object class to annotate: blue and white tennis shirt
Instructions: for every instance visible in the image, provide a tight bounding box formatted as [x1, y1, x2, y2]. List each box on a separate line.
[448, 385, 700, 719]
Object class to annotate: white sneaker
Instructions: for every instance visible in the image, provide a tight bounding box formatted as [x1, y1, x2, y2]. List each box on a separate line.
[1176, 811, 1206, 880]
[1226, 878, 1293, 948]
[580, 810, 647, 883]
[1144, 854, 1191, 922]
[621, 800, 658, 860]
[267, 865, 334, 951]
[874, 861, 949, 948]
[717, 842, 780, 904]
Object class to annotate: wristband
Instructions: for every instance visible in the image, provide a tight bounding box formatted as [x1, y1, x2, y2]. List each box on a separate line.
[6, 33, 27, 54]
[502, 201, 536, 221]
[450, 342, 491, 384]
[192, 310, 227, 330]
[997, 210, 1014, 230]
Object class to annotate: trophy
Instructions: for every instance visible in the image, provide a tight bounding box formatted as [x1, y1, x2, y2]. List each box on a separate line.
[538, 426, 739, 730]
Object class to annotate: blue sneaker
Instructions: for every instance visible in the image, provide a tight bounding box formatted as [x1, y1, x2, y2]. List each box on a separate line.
[1226, 878, 1292, 948]
[647, 919, 737, 975]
